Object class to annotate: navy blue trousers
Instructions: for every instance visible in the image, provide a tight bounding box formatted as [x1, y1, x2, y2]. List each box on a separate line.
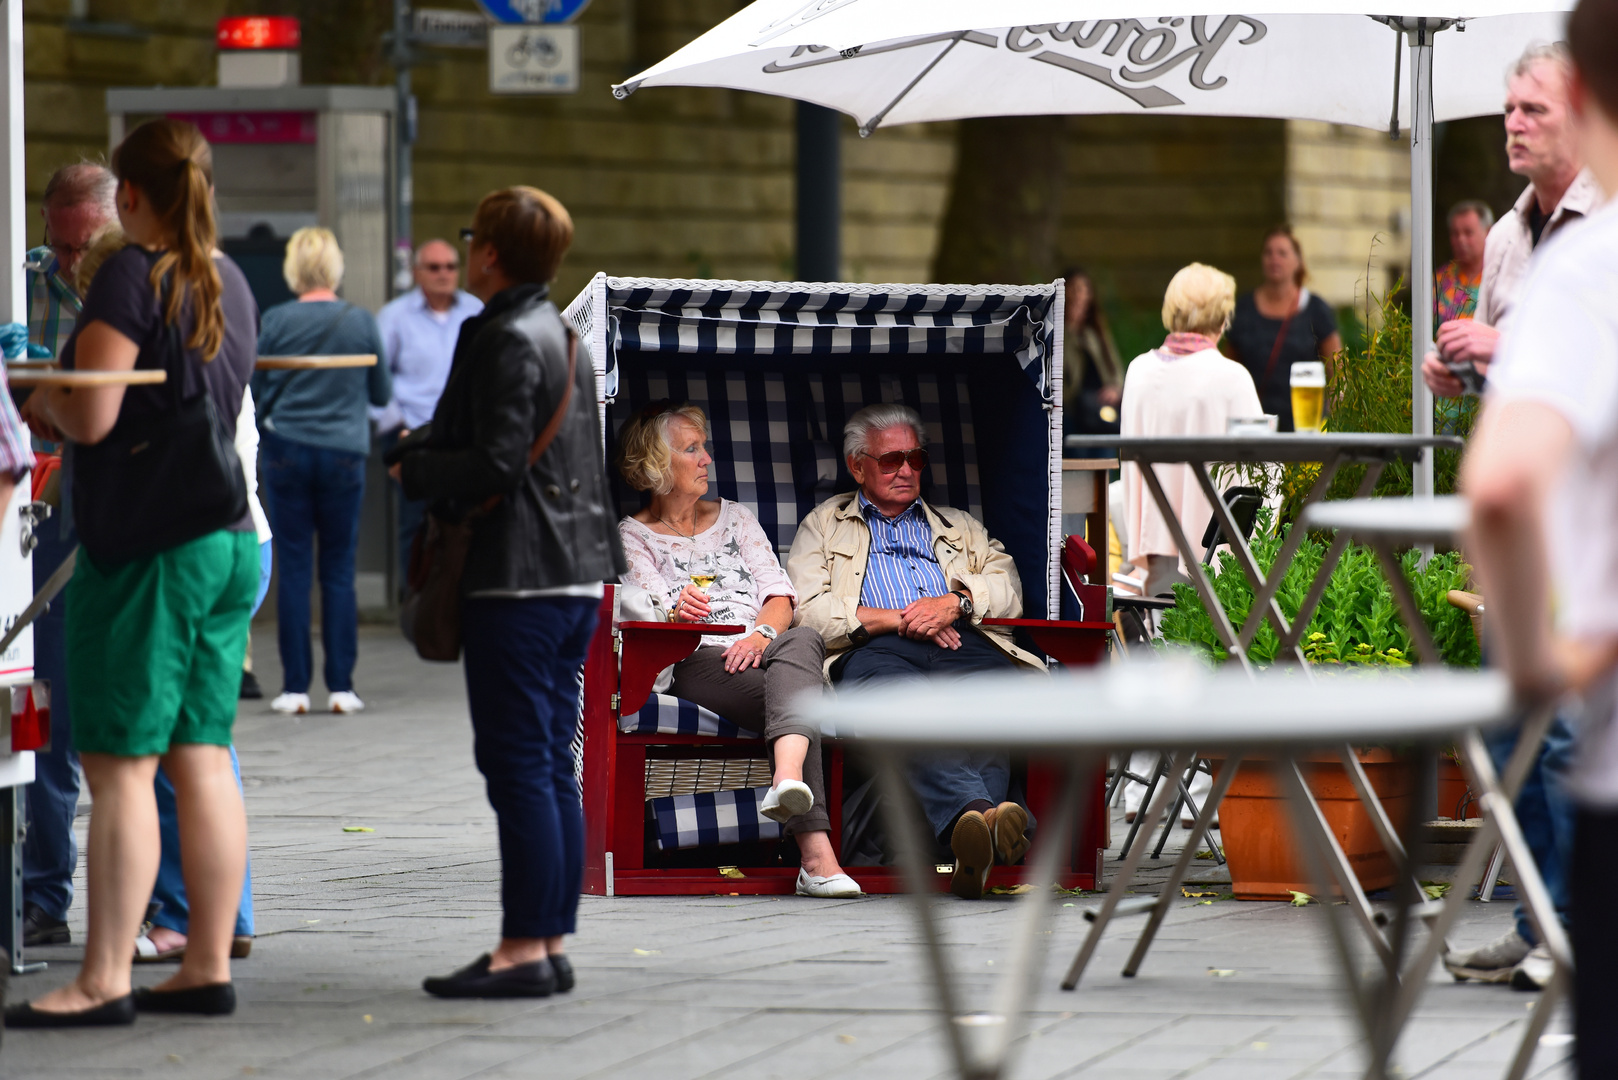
[838, 628, 1020, 843]
[23, 525, 79, 921]
[462, 595, 598, 939]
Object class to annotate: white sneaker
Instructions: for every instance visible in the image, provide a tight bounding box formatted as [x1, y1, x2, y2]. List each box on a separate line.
[760, 779, 813, 824]
[1511, 944, 1555, 991]
[271, 692, 310, 715]
[1444, 928, 1532, 983]
[796, 868, 862, 898]
[328, 691, 366, 714]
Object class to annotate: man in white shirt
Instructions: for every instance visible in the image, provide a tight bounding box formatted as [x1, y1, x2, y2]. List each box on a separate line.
[1462, 2, 1618, 1066]
[375, 239, 482, 586]
[1427, 42, 1593, 991]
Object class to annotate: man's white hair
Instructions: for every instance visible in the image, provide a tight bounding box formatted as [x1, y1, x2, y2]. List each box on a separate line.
[1509, 41, 1572, 83]
[844, 403, 925, 460]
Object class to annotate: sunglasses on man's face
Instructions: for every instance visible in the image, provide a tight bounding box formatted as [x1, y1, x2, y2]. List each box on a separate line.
[420, 261, 459, 272]
[862, 449, 929, 474]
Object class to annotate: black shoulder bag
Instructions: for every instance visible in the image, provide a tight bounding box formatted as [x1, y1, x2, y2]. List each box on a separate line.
[74, 282, 248, 566]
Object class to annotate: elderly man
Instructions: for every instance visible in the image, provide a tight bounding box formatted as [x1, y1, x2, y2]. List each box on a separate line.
[1422, 43, 1593, 992]
[374, 238, 482, 583]
[21, 162, 116, 948]
[1435, 200, 1493, 323]
[788, 403, 1041, 899]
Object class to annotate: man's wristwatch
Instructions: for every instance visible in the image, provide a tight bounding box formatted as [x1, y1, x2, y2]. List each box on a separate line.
[752, 624, 779, 642]
[951, 590, 975, 619]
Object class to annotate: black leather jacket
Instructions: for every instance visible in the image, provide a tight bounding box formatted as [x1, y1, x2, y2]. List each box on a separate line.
[400, 283, 626, 594]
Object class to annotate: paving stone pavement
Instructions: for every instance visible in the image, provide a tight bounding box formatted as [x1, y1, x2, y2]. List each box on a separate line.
[1, 626, 1574, 1079]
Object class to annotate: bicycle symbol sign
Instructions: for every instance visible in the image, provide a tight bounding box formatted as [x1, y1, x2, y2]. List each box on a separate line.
[488, 25, 580, 95]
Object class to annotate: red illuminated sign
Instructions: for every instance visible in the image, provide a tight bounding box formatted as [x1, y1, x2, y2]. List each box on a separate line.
[216, 16, 301, 51]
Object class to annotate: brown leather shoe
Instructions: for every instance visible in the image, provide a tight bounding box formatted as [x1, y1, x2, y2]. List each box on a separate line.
[950, 811, 993, 899]
[984, 802, 1030, 865]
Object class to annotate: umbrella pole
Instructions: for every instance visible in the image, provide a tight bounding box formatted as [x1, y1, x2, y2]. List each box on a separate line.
[1408, 22, 1439, 503]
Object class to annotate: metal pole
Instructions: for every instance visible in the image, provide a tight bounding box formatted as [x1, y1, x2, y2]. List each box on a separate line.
[0, 0, 24, 324]
[1408, 22, 1436, 500]
[392, 0, 415, 296]
[795, 102, 841, 281]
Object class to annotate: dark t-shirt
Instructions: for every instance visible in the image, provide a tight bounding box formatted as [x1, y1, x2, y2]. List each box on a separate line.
[62, 244, 260, 529]
[1226, 291, 1338, 431]
[252, 300, 390, 457]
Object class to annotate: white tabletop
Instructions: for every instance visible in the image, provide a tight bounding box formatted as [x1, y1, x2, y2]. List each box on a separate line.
[810, 659, 1512, 750]
[1302, 495, 1471, 544]
[1065, 433, 1462, 464]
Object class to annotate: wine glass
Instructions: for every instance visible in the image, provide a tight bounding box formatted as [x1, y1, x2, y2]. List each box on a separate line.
[687, 552, 717, 622]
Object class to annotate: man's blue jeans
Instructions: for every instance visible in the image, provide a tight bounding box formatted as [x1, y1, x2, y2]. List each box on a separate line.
[23, 524, 80, 921]
[262, 431, 365, 695]
[838, 629, 1024, 844]
[1485, 711, 1576, 944]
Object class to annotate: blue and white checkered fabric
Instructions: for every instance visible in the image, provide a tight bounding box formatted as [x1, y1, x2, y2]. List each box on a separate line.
[650, 785, 784, 851]
[620, 693, 760, 739]
[608, 367, 981, 554]
[589, 278, 1059, 405]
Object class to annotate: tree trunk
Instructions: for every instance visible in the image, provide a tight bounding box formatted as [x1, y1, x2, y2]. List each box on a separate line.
[931, 116, 1067, 285]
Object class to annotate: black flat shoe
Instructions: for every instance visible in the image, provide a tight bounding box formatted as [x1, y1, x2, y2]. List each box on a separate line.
[550, 954, 574, 993]
[133, 983, 235, 1016]
[5, 994, 136, 1028]
[239, 670, 263, 700]
[423, 953, 555, 999]
[22, 903, 69, 947]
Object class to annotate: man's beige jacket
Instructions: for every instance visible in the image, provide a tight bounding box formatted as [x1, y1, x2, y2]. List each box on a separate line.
[1477, 167, 1602, 333]
[786, 492, 1044, 677]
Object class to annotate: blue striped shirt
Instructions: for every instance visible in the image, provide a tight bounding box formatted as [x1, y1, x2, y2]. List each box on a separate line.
[858, 491, 951, 610]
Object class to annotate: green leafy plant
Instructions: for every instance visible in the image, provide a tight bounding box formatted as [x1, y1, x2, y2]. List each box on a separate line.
[1157, 519, 1480, 669]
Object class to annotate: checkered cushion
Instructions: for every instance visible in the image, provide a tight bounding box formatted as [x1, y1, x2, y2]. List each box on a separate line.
[620, 693, 760, 739]
[650, 785, 784, 851]
[608, 367, 980, 554]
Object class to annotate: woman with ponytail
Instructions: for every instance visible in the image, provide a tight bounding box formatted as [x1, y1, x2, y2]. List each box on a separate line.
[11, 118, 261, 1027]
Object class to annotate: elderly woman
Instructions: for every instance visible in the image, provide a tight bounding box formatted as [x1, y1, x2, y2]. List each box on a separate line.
[616, 402, 859, 899]
[1120, 263, 1263, 600]
[252, 227, 390, 716]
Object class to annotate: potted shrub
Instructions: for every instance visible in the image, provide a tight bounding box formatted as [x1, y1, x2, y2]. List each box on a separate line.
[1161, 525, 1480, 900]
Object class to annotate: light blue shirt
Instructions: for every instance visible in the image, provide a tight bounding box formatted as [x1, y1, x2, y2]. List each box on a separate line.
[374, 287, 482, 429]
[858, 491, 951, 610]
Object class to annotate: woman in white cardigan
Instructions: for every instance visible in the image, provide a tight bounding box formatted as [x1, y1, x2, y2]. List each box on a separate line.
[1120, 262, 1264, 599]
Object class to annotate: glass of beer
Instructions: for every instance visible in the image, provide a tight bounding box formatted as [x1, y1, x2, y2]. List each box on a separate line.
[1290, 361, 1326, 434]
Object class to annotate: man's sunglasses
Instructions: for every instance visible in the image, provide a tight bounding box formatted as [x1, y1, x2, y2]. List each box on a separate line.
[420, 261, 458, 272]
[862, 449, 929, 474]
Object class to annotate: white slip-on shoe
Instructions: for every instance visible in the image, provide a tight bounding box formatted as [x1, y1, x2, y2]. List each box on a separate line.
[328, 691, 366, 714]
[271, 692, 310, 715]
[1444, 928, 1533, 983]
[796, 868, 862, 898]
[760, 779, 813, 824]
[1511, 944, 1555, 991]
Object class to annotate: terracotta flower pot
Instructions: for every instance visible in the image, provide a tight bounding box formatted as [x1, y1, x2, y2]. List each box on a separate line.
[1435, 758, 1481, 820]
[1209, 750, 1414, 901]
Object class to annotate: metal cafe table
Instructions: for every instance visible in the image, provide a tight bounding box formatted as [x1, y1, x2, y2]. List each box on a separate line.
[810, 663, 1513, 1080]
[1303, 496, 1569, 1080]
[1062, 433, 1463, 989]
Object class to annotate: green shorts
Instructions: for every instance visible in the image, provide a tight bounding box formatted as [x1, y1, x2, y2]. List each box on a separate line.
[67, 529, 259, 757]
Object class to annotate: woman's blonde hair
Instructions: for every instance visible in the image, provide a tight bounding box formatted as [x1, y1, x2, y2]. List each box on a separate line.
[1161, 262, 1237, 336]
[111, 119, 223, 360]
[282, 226, 345, 295]
[75, 224, 128, 297]
[617, 402, 710, 495]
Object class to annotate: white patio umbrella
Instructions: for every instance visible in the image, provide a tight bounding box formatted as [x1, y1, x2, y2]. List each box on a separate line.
[614, 3, 1573, 496]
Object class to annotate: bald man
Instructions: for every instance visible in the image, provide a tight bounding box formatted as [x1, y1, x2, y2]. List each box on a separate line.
[374, 239, 482, 586]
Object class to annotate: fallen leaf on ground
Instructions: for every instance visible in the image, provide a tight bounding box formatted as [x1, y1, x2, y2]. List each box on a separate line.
[1289, 890, 1313, 907]
[362, 1015, 373, 1024]
[718, 866, 745, 879]
[342, 826, 374, 833]
[987, 884, 1035, 895]
[837, 1034, 856, 1044]
[1421, 882, 1452, 900]
[633, 948, 662, 956]
[1208, 968, 1236, 977]
[1182, 887, 1220, 898]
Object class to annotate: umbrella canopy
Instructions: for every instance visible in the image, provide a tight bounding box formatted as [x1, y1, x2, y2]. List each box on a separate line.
[652, 0, 1570, 54]
[618, 10, 1568, 135]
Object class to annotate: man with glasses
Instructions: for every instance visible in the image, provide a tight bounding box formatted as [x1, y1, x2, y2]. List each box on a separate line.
[374, 238, 482, 586]
[18, 162, 116, 949]
[788, 403, 1042, 899]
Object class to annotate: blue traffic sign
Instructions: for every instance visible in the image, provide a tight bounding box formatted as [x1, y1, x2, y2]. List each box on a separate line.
[476, 0, 591, 23]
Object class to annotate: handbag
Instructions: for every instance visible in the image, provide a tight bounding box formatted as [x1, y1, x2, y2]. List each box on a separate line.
[73, 282, 248, 566]
[404, 331, 577, 662]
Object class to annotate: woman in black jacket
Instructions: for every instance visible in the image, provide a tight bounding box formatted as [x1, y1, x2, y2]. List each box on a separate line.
[393, 187, 625, 998]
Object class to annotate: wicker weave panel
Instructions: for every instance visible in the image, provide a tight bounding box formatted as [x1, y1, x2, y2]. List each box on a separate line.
[644, 758, 773, 800]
